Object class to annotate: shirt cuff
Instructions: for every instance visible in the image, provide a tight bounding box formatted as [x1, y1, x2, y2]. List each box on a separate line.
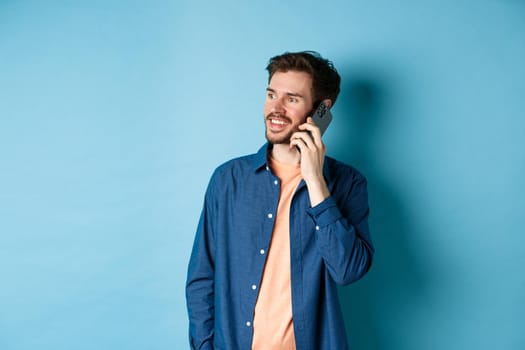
[306, 196, 343, 228]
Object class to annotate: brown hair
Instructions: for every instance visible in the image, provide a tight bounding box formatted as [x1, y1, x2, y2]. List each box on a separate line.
[266, 51, 341, 107]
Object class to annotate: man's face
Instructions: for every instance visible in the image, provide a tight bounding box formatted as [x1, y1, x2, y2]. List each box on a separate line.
[264, 70, 315, 145]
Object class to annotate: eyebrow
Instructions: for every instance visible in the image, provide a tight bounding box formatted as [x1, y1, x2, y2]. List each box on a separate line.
[266, 87, 304, 99]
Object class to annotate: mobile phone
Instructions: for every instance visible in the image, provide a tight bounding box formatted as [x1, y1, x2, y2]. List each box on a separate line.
[311, 102, 332, 136]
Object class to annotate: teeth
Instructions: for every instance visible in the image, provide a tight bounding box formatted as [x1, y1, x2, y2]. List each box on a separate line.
[271, 119, 285, 125]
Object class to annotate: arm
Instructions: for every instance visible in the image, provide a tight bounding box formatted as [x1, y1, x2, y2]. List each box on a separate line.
[306, 175, 374, 285]
[186, 180, 216, 349]
[291, 117, 374, 284]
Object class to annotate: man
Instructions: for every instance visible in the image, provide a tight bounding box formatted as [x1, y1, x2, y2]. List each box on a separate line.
[186, 51, 374, 350]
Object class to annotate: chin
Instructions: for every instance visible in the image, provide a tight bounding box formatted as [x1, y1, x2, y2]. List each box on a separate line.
[265, 131, 292, 145]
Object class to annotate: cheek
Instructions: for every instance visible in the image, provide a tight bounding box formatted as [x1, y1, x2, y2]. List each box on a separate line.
[290, 107, 308, 122]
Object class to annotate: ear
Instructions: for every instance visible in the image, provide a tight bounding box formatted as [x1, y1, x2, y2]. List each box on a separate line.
[322, 99, 333, 109]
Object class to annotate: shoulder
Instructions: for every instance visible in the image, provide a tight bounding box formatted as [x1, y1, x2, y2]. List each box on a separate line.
[208, 152, 259, 189]
[324, 157, 369, 209]
[324, 156, 367, 186]
[213, 153, 256, 176]
[211, 144, 268, 181]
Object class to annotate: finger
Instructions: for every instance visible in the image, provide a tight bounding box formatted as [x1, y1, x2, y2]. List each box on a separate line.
[290, 136, 307, 152]
[299, 117, 316, 128]
[298, 123, 322, 148]
[291, 131, 315, 150]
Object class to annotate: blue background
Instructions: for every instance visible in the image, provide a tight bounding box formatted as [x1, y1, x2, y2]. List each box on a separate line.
[1, 1, 524, 349]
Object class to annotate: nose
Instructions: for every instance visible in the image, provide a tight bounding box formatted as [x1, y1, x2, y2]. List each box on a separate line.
[269, 96, 285, 114]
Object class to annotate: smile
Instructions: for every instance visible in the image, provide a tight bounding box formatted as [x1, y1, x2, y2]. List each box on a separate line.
[270, 118, 286, 125]
[267, 117, 290, 132]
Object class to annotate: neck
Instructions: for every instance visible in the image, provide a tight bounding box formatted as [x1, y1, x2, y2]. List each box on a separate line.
[270, 143, 301, 165]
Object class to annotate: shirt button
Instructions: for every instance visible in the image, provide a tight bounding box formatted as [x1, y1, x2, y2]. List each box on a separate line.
[265, 166, 269, 171]
[246, 321, 251, 327]
[315, 225, 320, 231]
[274, 180, 278, 185]
[268, 213, 273, 219]
[260, 249, 265, 255]
[251, 284, 257, 290]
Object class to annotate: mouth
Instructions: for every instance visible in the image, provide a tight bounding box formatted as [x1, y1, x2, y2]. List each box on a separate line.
[266, 114, 291, 132]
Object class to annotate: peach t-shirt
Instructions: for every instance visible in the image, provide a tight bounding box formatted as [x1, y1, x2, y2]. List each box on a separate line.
[252, 157, 302, 350]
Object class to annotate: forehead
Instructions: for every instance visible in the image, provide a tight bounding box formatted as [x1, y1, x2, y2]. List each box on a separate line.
[268, 71, 313, 98]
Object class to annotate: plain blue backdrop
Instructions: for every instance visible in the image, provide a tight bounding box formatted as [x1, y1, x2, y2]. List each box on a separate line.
[1, 1, 524, 349]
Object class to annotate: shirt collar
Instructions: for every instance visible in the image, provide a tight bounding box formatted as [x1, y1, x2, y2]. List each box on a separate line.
[252, 143, 333, 183]
[252, 143, 271, 172]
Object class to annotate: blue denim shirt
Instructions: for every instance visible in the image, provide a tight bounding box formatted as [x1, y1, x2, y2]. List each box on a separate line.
[186, 143, 374, 350]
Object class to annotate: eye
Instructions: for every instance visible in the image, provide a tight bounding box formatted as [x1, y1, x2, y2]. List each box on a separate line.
[288, 96, 298, 103]
[267, 91, 276, 100]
